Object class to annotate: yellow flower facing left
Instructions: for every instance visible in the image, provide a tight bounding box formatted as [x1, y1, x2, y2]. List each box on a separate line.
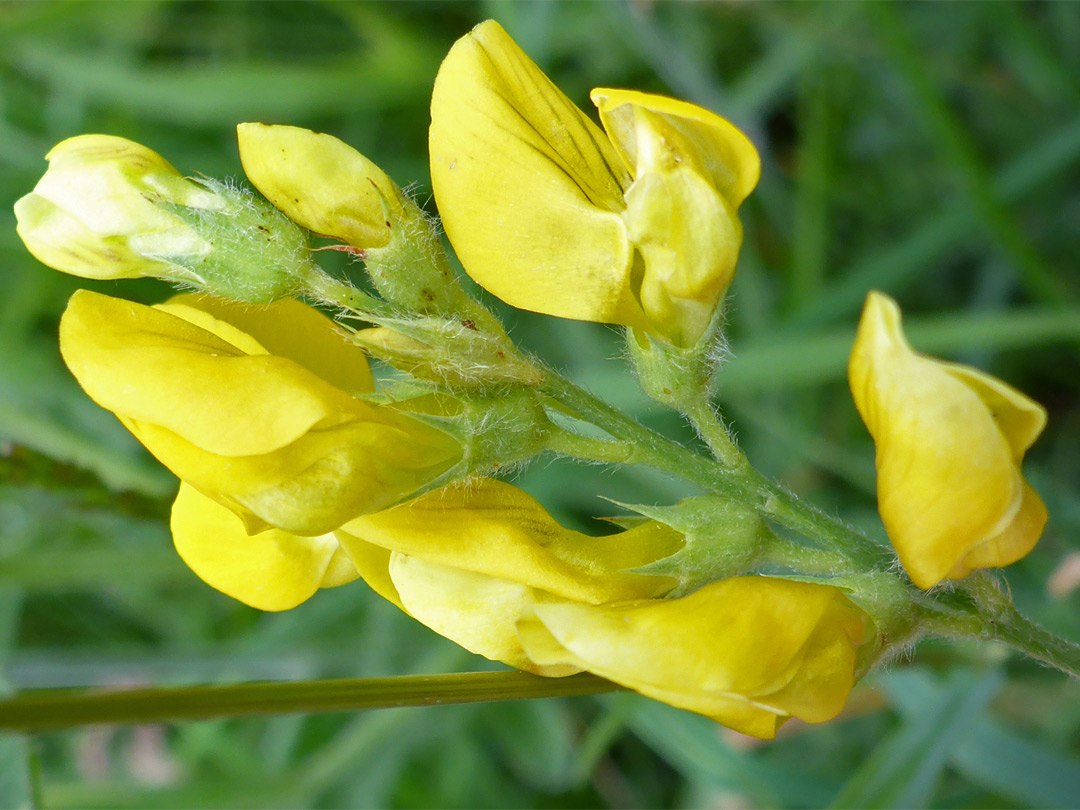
[429, 20, 760, 347]
[849, 292, 1048, 589]
[60, 290, 463, 537]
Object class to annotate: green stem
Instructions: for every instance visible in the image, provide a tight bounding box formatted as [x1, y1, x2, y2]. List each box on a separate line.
[991, 605, 1080, 678]
[303, 268, 389, 317]
[757, 535, 853, 576]
[542, 369, 885, 568]
[0, 671, 624, 732]
[540, 370, 751, 502]
[545, 427, 634, 465]
[683, 396, 748, 470]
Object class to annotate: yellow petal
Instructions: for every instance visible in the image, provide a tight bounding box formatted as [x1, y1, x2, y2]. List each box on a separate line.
[14, 192, 179, 281]
[954, 482, 1047, 575]
[623, 163, 741, 345]
[387, 554, 580, 677]
[60, 290, 358, 457]
[126, 404, 460, 537]
[161, 293, 375, 395]
[430, 20, 643, 328]
[518, 577, 873, 738]
[590, 93, 758, 346]
[170, 483, 357, 611]
[339, 478, 681, 604]
[237, 123, 402, 248]
[939, 363, 1047, 461]
[333, 534, 405, 611]
[849, 292, 1046, 589]
[591, 89, 760, 207]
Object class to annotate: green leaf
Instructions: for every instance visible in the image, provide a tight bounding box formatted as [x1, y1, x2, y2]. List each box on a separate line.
[0, 588, 37, 810]
[830, 670, 1003, 808]
[886, 667, 1080, 809]
[483, 699, 577, 791]
[628, 700, 836, 808]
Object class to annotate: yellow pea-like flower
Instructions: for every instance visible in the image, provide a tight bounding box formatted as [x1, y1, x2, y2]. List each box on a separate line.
[171, 483, 359, 611]
[14, 134, 221, 282]
[236, 123, 404, 249]
[337, 478, 684, 675]
[429, 20, 760, 347]
[59, 290, 462, 536]
[517, 577, 876, 739]
[849, 291, 1048, 589]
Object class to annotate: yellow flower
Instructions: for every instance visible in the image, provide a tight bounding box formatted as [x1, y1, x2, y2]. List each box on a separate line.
[59, 290, 462, 536]
[518, 576, 876, 739]
[849, 292, 1047, 589]
[14, 134, 223, 282]
[336, 478, 684, 676]
[429, 20, 760, 346]
[171, 483, 358, 611]
[236, 123, 403, 249]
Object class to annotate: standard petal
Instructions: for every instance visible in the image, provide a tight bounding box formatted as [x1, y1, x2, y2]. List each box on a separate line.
[339, 478, 681, 604]
[591, 88, 761, 207]
[161, 293, 375, 395]
[60, 290, 360, 457]
[128, 404, 461, 536]
[849, 292, 1042, 589]
[430, 20, 643, 327]
[237, 123, 402, 248]
[170, 483, 355, 611]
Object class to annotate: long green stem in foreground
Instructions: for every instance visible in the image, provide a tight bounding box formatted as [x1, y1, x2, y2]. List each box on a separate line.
[0, 672, 623, 731]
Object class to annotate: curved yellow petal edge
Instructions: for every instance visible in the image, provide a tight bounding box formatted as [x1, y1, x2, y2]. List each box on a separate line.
[237, 123, 403, 248]
[518, 576, 876, 739]
[60, 290, 462, 536]
[430, 21, 760, 346]
[171, 483, 359, 611]
[337, 478, 683, 675]
[849, 291, 1047, 589]
[429, 20, 641, 329]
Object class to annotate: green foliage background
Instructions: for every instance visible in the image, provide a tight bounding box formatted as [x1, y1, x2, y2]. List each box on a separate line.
[1, 1, 1079, 807]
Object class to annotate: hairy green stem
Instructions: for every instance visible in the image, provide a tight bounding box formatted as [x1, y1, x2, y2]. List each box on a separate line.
[683, 396, 748, 470]
[0, 672, 624, 732]
[757, 536, 854, 576]
[991, 606, 1080, 678]
[543, 369, 885, 568]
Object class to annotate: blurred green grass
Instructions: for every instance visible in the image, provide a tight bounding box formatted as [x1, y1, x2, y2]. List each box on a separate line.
[1, 1, 1079, 807]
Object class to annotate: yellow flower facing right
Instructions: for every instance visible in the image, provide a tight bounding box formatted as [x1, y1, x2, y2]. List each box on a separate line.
[849, 292, 1047, 589]
[429, 20, 760, 347]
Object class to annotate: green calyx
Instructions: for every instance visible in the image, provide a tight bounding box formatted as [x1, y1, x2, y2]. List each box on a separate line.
[162, 177, 320, 303]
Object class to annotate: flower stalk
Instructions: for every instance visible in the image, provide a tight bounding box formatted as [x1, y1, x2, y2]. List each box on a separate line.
[0, 672, 625, 732]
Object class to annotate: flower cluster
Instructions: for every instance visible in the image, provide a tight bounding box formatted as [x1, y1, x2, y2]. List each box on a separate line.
[14, 19, 1049, 737]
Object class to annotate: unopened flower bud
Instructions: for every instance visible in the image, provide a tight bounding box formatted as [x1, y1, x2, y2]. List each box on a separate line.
[15, 134, 320, 303]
